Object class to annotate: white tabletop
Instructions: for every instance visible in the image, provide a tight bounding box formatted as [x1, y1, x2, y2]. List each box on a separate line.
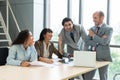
[0, 61, 111, 80]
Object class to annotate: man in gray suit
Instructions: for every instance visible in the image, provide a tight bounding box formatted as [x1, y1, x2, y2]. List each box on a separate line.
[58, 17, 87, 80]
[58, 17, 87, 57]
[83, 11, 113, 80]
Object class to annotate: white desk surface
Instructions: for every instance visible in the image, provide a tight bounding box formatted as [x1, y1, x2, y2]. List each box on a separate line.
[0, 61, 110, 80]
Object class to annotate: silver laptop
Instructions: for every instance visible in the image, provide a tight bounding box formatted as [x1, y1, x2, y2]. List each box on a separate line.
[73, 51, 96, 67]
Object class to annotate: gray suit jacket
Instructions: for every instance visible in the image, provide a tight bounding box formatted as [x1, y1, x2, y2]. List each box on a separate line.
[86, 23, 113, 61]
[59, 24, 87, 56]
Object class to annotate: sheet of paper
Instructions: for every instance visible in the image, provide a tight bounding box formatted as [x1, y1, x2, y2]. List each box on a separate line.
[30, 61, 54, 67]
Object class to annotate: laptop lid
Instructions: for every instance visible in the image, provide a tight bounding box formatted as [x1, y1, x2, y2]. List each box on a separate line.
[73, 51, 96, 67]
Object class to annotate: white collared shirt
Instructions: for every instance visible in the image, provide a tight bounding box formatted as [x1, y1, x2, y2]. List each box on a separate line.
[98, 23, 104, 28]
[43, 41, 51, 58]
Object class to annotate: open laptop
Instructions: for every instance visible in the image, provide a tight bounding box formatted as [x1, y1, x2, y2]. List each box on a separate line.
[73, 51, 96, 67]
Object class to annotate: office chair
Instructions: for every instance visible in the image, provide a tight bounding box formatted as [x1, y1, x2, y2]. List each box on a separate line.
[113, 72, 120, 80]
[0, 47, 9, 65]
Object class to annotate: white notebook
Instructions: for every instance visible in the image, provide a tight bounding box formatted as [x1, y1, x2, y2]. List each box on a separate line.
[73, 51, 96, 67]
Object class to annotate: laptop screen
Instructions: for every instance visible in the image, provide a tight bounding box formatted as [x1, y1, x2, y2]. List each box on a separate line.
[73, 51, 96, 67]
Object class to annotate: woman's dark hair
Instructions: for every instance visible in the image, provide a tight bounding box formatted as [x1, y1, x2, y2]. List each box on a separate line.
[62, 17, 73, 26]
[12, 30, 30, 45]
[39, 28, 53, 41]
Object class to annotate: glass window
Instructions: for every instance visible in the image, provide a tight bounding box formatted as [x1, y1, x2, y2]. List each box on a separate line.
[110, 1, 120, 45]
[93, 48, 120, 80]
[82, 0, 107, 33]
[50, 0, 67, 41]
[109, 48, 120, 79]
[71, 0, 79, 24]
[34, 0, 44, 41]
[109, 1, 120, 79]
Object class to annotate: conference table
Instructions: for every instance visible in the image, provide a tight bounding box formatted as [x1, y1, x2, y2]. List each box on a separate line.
[0, 61, 110, 80]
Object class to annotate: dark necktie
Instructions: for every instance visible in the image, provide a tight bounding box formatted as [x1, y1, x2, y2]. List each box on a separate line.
[96, 27, 100, 34]
[70, 32, 75, 42]
[94, 27, 100, 51]
[90, 27, 100, 51]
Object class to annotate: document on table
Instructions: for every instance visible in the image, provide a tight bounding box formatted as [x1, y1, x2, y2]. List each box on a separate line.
[30, 61, 54, 67]
[30, 58, 63, 67]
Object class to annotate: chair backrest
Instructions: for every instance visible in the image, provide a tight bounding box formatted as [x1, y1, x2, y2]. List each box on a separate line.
[0, 47, 9, 65]
[113, 72, 120, 80]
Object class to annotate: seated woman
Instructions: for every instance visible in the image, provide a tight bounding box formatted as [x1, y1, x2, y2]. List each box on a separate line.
[35, 28, 62, 64]
[7, 30, 37, 67]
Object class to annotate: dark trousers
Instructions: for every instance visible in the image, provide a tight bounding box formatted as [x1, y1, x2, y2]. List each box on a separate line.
[83, 65, 108, 80]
